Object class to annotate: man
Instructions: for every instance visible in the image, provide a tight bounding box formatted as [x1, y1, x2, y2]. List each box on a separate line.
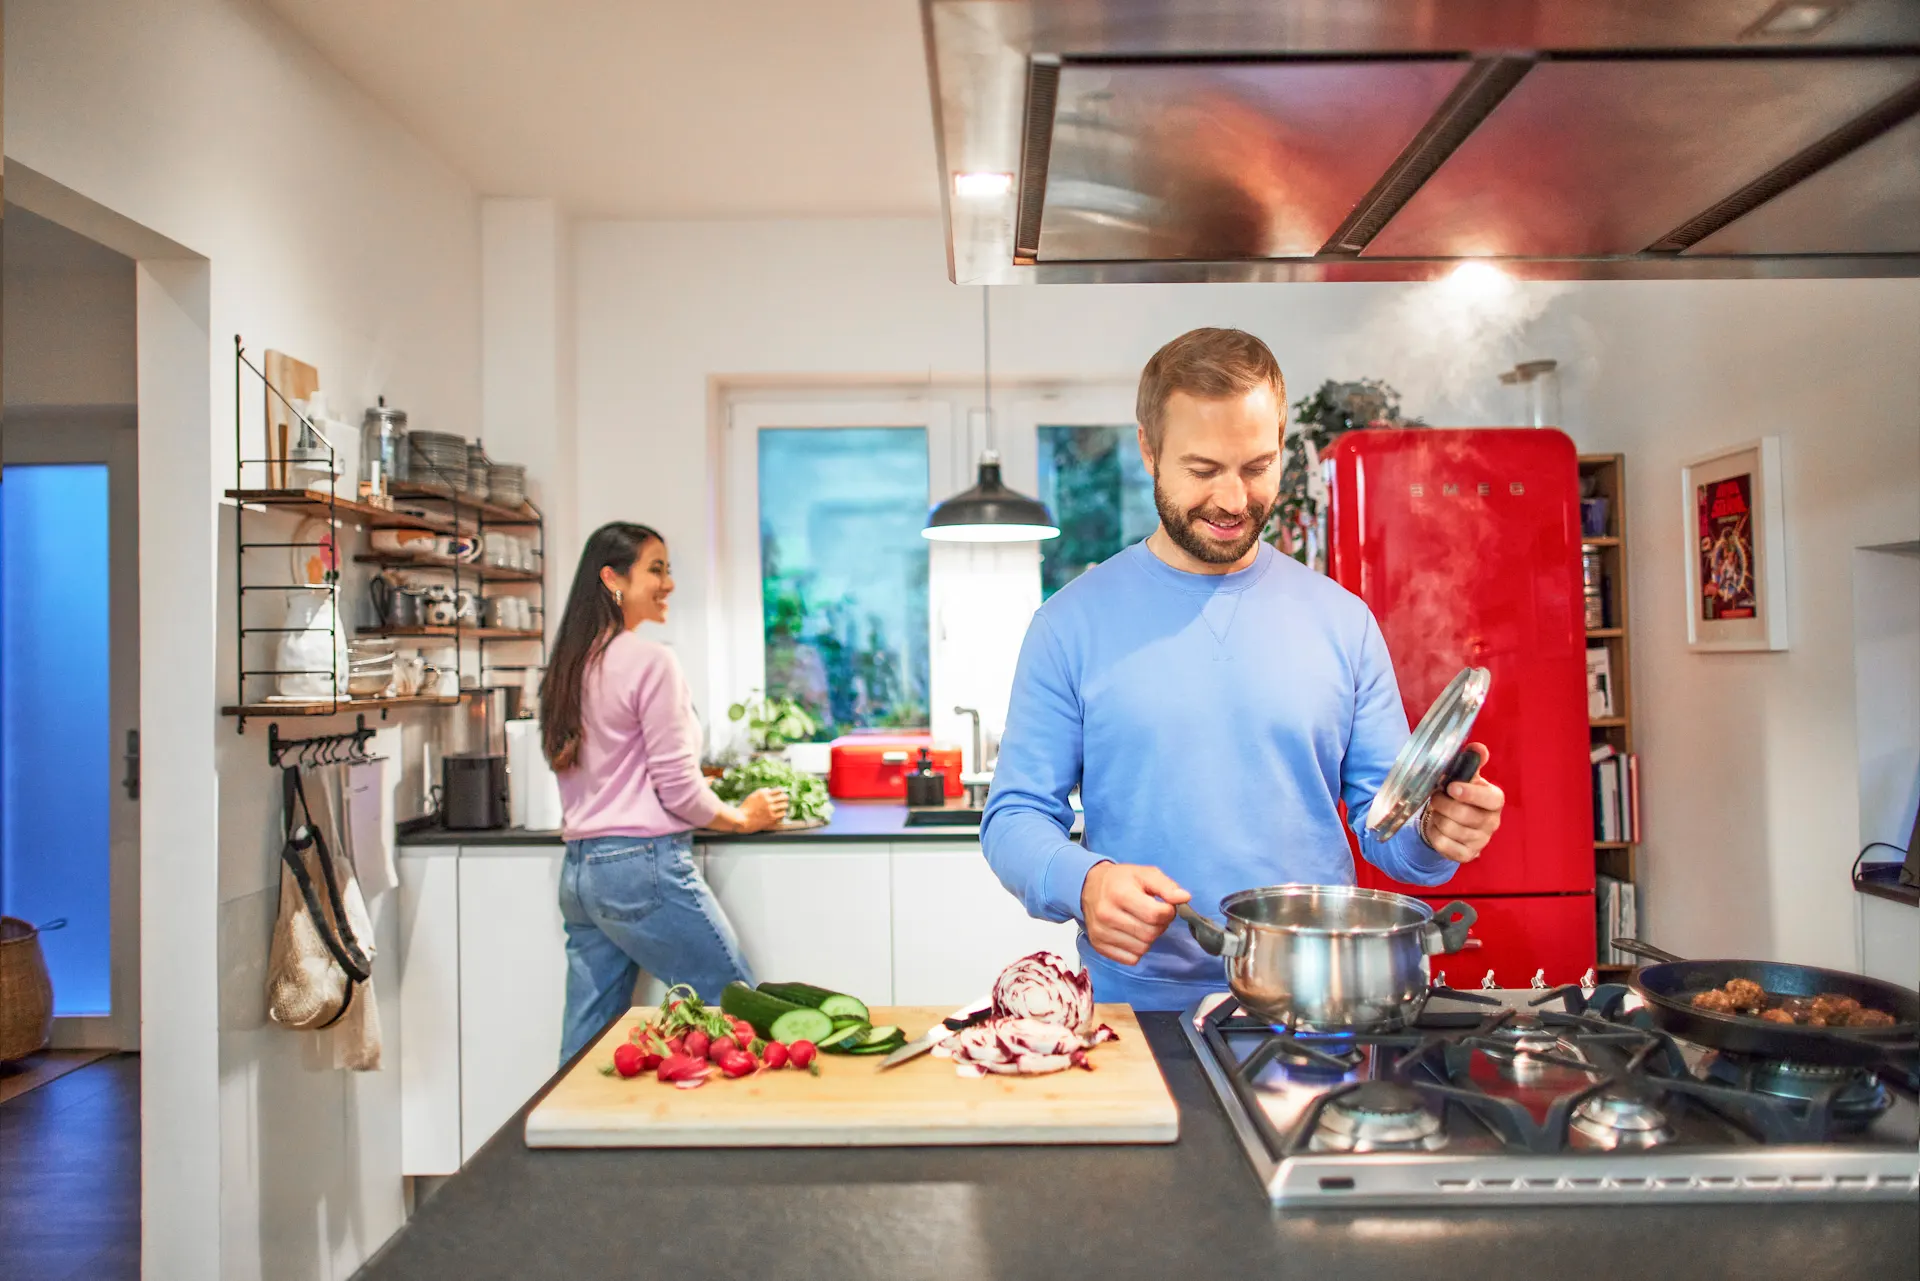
[981, 328, 1506, 1012]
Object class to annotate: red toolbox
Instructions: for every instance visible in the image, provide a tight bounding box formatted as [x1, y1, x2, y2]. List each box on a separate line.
[827, 735, 963, 801]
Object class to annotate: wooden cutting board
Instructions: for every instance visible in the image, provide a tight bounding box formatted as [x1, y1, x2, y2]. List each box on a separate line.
[524, 1005, 1178, 1148]
[263, 349, 320, 489]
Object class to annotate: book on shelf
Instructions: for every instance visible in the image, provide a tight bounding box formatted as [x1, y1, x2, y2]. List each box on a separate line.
[1586, 645, 1615, 719]
[1597, 875, 1638, 965]
[1590, 744, 1637, 843]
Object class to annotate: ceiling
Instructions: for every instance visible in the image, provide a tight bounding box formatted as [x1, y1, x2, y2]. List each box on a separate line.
[262, 0, 942, 218]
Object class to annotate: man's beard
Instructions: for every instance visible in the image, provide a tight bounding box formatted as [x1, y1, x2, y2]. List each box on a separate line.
[1153, 478, 1271, 566]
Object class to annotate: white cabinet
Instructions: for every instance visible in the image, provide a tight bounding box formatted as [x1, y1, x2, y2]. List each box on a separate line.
[455, 845, 569, 1163]
[397, 847, 462, 1176]
[889, 840, 1081, 1006]
[703, 842, 894, 1004]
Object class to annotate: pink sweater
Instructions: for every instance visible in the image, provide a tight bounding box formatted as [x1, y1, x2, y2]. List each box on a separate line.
[556, 630, 724, 840]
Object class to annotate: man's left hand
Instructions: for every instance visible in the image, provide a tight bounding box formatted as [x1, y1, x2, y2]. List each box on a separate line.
[1419, 742, 1505, 864]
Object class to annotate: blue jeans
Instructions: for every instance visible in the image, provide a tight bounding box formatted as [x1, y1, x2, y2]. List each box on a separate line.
[557, 832, 753, 1063]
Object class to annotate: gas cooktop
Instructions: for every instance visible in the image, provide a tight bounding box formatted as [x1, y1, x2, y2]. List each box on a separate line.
[1182, 985, 1920, 1206]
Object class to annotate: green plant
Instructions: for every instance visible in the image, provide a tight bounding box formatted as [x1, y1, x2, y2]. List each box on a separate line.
[711, 758, 834, 825]
[1265, 378, 1421, 570]
[727, 689, 820, 753]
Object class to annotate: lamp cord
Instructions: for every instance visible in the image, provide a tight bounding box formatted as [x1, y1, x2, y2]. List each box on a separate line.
[982, 286, 994, 455]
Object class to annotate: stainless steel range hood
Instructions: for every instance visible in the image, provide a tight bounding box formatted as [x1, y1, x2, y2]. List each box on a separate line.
[922, 1, 1920, 283]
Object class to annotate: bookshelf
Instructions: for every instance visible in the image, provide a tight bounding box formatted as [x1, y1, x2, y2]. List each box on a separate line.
[1580, 454, 1638, 978]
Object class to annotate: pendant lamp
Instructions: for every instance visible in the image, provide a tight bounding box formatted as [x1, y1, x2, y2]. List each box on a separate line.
[923, 290, 1060, 543]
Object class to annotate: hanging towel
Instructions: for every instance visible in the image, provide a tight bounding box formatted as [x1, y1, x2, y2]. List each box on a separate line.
[346, 757, 399, 899]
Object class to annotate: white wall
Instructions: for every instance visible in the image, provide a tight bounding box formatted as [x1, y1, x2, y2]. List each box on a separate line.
[574, 216, 1920, 972]
[3, 207, 137, 408]
[7, 2, 481, 1278]
[1535, 281, 1920, 970]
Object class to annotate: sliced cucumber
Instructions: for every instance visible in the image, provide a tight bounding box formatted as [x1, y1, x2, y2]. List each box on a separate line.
[721, 982, 807, 1039]
[757, 982, 872, 1025]
[861, 1024, 902, 1046]
[817, 1022, 871, 1052]
[830, 1015, 868, 1033]
[818, 994, 871, 1022]
[769, 1007, 835, 1047]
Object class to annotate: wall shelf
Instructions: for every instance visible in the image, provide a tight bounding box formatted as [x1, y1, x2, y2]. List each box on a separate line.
[359, 626, 544, 641]
[388, 481, 541, 526]
[222, 694, 465, 719]
[353, 554, 545, 583]
[227, 488, 455, 533]
[1586, 627, 1624, 639]
[1580, 536, 1622, 547]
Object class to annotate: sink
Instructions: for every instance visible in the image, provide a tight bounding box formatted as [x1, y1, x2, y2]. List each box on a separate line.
[904, 807, 984, 827]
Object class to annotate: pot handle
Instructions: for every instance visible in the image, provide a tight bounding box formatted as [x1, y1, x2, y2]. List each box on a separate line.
[1423, 900, 1478, 955]
[1611, 937, 1683, 965]
[1176, 904, 1242, 958]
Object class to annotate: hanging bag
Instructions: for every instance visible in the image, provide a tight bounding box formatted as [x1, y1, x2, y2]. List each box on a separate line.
[266, 766, 371, 1030]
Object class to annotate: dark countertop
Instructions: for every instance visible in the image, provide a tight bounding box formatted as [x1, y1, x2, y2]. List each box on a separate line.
[396, 801, 991, 847]
[352, 1014, 1916, 1281]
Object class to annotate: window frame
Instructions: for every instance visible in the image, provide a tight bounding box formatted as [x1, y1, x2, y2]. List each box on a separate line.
[715, 383, 1137, 748]
[720, 398, 955, 738]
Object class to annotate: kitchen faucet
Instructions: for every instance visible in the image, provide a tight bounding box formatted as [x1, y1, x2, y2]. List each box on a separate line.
[953, 706, 983, 777]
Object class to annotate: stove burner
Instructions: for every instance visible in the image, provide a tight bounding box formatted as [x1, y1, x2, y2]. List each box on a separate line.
[1570, 1088, 1675, 1150]
[1483, 1017, 1583, 1083]
[1267, 1034, 1365, 1074]
[1722, 1057, 1893, 1126]
[1309, 1081, 1448, 1153]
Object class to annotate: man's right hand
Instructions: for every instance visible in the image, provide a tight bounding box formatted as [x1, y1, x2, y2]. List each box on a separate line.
[1080, 860, 1191, 966]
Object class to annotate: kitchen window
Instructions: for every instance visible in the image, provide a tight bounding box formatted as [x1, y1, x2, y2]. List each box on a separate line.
[720, 388, 1135, 746]
[756, 426, 930, 734]
[1036, 423, 1158, 598]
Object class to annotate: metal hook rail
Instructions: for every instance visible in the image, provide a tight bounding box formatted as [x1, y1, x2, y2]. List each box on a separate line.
[267, 715, 377, 769]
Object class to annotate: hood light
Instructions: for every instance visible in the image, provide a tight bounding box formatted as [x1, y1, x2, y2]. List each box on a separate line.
[953, 171, 1015, 198]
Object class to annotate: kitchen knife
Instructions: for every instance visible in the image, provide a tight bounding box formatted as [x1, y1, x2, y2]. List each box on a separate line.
[877, 1001, 993, 1070]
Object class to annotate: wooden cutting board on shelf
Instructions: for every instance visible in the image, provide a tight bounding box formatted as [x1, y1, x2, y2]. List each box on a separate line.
[524, 1004, 1178, 1148]
[263, 349, 320, 489]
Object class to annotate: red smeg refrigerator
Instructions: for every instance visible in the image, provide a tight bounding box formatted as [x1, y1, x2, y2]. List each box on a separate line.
[1328, 428, 1596, 988]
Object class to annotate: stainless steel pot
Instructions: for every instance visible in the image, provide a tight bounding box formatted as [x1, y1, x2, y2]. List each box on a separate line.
[1177, 886, 1477, 1031]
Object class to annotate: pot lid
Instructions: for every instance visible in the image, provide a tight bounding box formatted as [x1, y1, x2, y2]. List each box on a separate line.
[1366, 666, 1491, 838]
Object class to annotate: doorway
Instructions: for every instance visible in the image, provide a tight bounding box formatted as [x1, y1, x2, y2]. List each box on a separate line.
[2, 207, 143, 1052]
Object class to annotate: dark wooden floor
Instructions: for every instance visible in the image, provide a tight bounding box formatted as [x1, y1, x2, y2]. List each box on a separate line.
[0, 1054, 140, 1281]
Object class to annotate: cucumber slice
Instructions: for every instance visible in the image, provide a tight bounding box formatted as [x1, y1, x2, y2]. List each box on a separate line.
[829, 1015, 868, 1033]
[860, 1025, 902, 1046]
[817, 1022, 871, 1052]
[846, 1030, 908, 1055]
[721, 982, 808, 1039]
[818, 994, 871, 1022]
[769, 1007, 834, 1046]
[757, 982, 871, 1025]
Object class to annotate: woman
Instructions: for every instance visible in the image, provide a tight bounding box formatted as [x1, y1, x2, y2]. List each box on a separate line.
[541, 522, 788, 1061]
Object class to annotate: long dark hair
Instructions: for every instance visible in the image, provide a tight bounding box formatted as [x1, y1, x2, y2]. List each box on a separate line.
[540, 521, 662, 769]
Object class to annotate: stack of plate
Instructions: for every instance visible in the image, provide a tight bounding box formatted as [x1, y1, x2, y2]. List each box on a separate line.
[466, 444, 491, 502]
[488, 462, 527, 509]
[405, 430, 468, 491]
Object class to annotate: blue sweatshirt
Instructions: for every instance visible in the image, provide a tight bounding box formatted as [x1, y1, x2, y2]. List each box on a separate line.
[981, 541, 1457, 1011]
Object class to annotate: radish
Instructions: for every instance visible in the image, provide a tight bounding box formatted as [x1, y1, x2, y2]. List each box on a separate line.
[788, 1040, 818, 1069]
[709, 1036, 738, 1062]
[717, 1050, 757, 1078]
[656, 1054, 710, 1085]
[665, 1033, 686, 1057]
[683, 1029, 711, 1060]
[763, 1042, 790, 1070]
[639, 1050, 663, 1072]
[612, 1043, 647, 1079]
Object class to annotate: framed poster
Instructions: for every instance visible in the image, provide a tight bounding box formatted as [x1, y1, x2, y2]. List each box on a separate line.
[1680, 437, 1787, 652]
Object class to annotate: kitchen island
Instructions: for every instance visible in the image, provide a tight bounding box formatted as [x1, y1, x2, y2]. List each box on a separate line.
[356, 1014, 1914, 1281]
[395, 798, 1013, 845]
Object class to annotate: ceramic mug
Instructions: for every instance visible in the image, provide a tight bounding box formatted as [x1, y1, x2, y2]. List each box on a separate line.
[435, 534, 481, 563]
[391, 652, 425, 697]
[423, 596, 457, 627]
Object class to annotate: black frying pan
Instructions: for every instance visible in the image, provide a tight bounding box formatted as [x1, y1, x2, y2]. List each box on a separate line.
[1612, 938, 1919, 1067]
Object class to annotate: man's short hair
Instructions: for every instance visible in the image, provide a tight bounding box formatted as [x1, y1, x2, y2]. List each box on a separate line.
[1135, 327, 1286, 457]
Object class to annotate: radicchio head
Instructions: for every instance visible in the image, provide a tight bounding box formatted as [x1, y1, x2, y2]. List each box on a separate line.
[992, 951, 1095, 1035]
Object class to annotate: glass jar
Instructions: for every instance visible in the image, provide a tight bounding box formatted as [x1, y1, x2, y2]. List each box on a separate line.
[360, 401, 408, 496]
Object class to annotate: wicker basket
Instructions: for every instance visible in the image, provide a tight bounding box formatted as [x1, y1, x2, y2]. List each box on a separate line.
[0, 916, 56, 1063]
